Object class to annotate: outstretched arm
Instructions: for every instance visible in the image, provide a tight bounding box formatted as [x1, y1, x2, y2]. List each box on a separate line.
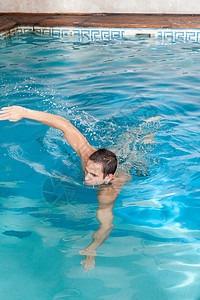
[0, 106, 95, 162]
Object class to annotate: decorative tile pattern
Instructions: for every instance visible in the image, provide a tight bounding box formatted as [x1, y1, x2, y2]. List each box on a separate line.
[2, 26, 200, 43]
[157, 29, 200, 42]
[16, 26, 33, 35]
[0, 26, 33, 41]
[0, 30, 10, 41]
[34, 26, 125, 42]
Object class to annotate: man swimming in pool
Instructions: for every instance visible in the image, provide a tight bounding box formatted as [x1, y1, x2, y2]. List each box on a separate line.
[0, 105, 159, 271]
[0, 105, 130, 271]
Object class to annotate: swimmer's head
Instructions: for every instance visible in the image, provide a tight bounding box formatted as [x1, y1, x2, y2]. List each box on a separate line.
[84, 148, 117, 186]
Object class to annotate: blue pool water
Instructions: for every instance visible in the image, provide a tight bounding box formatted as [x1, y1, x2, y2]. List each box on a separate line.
[0, 33, 200, 300]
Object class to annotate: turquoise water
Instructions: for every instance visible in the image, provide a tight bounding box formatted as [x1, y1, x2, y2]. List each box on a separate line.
[0, 33, 200, 300]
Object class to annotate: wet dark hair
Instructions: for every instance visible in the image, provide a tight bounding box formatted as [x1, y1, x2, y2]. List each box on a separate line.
[89, 148, 117, 178]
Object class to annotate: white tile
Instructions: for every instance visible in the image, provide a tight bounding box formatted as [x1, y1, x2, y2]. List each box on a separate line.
[1, 26, 200, 43]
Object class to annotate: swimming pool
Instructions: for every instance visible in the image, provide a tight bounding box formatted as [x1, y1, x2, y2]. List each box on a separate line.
[0, 33, 200, 299]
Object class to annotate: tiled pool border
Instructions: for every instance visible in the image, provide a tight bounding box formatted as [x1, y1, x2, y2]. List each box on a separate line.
[1, 25, 200, 42]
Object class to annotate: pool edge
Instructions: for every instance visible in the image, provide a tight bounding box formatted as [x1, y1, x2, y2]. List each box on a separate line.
[1, 25, 200, 43]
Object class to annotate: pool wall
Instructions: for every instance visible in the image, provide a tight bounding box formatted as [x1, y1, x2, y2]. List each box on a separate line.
[1, 25, 200, 43]
[0, 0, 200, 14]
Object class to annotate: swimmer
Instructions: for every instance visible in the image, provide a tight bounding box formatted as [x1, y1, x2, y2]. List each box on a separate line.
[0, 106, 160, 271]
[0, 105, 131, 271]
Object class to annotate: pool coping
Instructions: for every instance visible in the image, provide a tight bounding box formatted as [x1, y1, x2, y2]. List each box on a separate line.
[2, 13, 200, 33]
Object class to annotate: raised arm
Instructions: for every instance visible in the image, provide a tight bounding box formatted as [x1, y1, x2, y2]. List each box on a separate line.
[0, 106, 95, 163]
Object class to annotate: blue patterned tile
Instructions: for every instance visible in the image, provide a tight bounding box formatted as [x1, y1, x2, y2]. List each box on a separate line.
[175, 31, 185, 42]
[16, 28, 23, 35]
[23, 27, 33, 34]
[62, 29, 69, 38]
[52, 28, 61, 37]
[81, 29, 90, 42]
[42, 28, 52, 36]
[33, 27, 125, 42]
[196, 32, 200, 42]
[111, 30, 123, 39]
[34, 27, 42, 35]
[157, 29, 200, 43]
[101, 30, 110, 40]
[186, 31, 196, 42]
[73, 29, 81, 41]
[91, 30, 101, 41]
[185, 31, 200, 42]
[0, 31, 9, 41]
[2, 26, 200, 43]
[14, 26, 33, 35]
[9, 28, 17, 36]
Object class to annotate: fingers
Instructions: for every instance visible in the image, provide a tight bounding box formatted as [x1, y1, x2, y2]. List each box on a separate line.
[85, 263, 94, 272]
[81, 260, 89, 272]
[85, 266, 89, 272]
[0, 110, 8, 114]
[0, 106, 20, 113]
[0, 108, 10, 115]
[80, 259, 90, 272]
[0, 112, 10, 120]
[0, 106, 12, 112]
[84, 264, 89, 272]
[0, 109, 9, 114]
[0, 106, 21, 122]
[80, 258, 95, 272]
[0, 107, 11, 119]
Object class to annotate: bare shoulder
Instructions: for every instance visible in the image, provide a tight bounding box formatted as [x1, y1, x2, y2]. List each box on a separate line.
[111, 169, 132, 192]
[80, 144, 96, 169]
[97, 169, 132, 201]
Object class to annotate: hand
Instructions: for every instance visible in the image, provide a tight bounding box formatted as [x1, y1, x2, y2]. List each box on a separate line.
[80, 255, 95, 272]
[79, 248, 96, 272]
[0, 106, 27, 122]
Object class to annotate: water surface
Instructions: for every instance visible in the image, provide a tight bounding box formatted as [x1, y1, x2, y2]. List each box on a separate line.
[0, 34, 200, 300]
